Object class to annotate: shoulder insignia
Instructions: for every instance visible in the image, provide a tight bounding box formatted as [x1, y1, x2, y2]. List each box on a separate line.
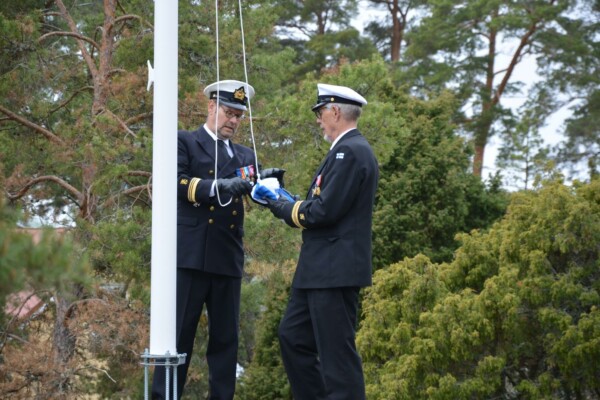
[336, 152, 344, 159]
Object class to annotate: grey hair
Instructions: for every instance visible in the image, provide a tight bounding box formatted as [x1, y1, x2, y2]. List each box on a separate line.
[334, 103, 362, 121]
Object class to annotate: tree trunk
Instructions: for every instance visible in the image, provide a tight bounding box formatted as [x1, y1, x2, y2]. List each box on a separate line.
[52, 294, 76, 365]
[473, 7, 498, 177]
[390, 0, 402, 62]
[473, 144, 485, 177]
[92, 0, 118, 116]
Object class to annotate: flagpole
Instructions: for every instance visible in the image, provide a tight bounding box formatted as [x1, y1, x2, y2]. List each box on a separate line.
[142, 0, 185, 398]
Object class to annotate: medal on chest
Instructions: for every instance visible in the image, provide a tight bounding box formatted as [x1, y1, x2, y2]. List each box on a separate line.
[235, 164, 256, 183]
[312, 174, 322, 197]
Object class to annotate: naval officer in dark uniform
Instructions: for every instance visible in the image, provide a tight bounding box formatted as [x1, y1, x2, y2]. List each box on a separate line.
[152, 80, 270, 400]
[261, 83, 379, 400]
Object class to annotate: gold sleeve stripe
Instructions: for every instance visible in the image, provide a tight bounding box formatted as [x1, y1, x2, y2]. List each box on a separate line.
[188, 178, 201, 203]
[187, 178, 194, 202]
[291, 201, 305, 229]
[191, 178, 200, 202]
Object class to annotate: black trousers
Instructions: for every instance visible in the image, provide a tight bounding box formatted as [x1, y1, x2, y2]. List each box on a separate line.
[278, 287, 366, 400]
[152, 269, 241, 400]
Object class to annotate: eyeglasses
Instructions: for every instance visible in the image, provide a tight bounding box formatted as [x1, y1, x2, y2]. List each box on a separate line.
[220, 106, 246, 121]
[314, 105, 331, 119]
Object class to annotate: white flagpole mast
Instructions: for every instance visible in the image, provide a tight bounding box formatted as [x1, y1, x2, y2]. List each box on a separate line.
[150, 0, 177, 357]
[143, 0, 184, 398]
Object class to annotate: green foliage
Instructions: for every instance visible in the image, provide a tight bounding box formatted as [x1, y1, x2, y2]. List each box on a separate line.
[498, 90, 555, 190]
[273, 0, 378, 77]
[274, 0, 358, 36]
[239, 278, 268, 366]
[244, 206, 301, 265]
[0, 197, 95, 397]
[558, 89, 600, 179]
[358, 178, 600, 399]
[536, 1, 600, 180]
[0, 197, 91, 324]
[287, 28, 378, 77]
[372, 90, 508, 267]
[84, 207, 152, 302]
[236, 264, 294, 400]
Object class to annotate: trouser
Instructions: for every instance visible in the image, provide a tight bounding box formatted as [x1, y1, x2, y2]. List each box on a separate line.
[278, 287, 366, 400]
[152, 269, 241, 400]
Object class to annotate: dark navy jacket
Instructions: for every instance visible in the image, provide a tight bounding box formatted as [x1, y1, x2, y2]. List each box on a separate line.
[176, 126, 256, 277]
[283, 129, 379, 289]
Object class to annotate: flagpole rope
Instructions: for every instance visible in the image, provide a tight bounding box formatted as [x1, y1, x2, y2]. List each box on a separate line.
[213, 0, 232, 207]
[237, 0, 261, 180]
[213, 0, 258, 207]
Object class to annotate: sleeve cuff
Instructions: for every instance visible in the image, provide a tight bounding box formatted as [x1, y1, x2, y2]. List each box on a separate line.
[187, 177, 201, 203]
[290, 201, 305, 229]
[209, 180, 217, 198]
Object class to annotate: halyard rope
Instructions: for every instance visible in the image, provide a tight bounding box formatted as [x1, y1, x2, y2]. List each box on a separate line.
[213, 0, 259, 207]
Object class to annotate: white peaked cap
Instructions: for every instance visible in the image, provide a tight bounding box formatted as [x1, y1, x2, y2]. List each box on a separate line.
[203, 80, 255, 111]
[312, 83, 367, 111]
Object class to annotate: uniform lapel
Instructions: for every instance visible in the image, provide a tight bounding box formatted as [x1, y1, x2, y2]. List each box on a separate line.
[306, 150, 333, 198]
[306, 129, 360, 198]
[195, 127, 236, 177]
[195, 127, 216, 159]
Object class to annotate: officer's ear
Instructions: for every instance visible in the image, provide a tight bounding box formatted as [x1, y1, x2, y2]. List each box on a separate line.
[331, 105, 341, 120]
[208, 99, 218, 115]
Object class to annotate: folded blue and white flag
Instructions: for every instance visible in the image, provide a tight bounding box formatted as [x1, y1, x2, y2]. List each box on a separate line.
[251, 177, 295, 204]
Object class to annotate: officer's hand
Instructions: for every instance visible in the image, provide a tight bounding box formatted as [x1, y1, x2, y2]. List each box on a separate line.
[264, 197, 293, 220]
[260, 168, 286, 188]
[217, 177, 252, 197]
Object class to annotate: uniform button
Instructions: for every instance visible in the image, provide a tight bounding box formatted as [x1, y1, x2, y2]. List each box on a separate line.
[232, 210, 238, 216]
[210, 206, 215, 211]
[234, 198, 239, 203]
[208, 219, 214, 224]
[230, 224, 235, 229]
[209, 170, 214, 174]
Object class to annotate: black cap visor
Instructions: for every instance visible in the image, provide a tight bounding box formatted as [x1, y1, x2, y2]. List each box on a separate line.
[311, 101, 328, 112]
[215, 97, 247, 111]
[210, 90, 248, 111]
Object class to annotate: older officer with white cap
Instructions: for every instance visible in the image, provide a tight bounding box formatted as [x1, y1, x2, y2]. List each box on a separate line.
[256, 83, 379, 400]
[152, 80, 282, 400]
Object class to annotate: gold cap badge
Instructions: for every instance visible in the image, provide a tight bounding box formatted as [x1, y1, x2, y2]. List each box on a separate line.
[233, 87, 246, 101]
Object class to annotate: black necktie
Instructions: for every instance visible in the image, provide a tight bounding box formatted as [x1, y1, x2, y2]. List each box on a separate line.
[217, 140, 230, 159]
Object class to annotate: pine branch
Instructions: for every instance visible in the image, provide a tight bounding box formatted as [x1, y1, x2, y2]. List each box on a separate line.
[54, 0, 99, 79]
[124, 171, 152, 178]
[125, 112, 152, 126]
[492, 4, 549, 105]
[6, 175, 83, 204]
[37, 31, 100, 50]
[0, 104, 64, 144]
[49, 86, 94, 114]
[94, 109, 138, 138]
